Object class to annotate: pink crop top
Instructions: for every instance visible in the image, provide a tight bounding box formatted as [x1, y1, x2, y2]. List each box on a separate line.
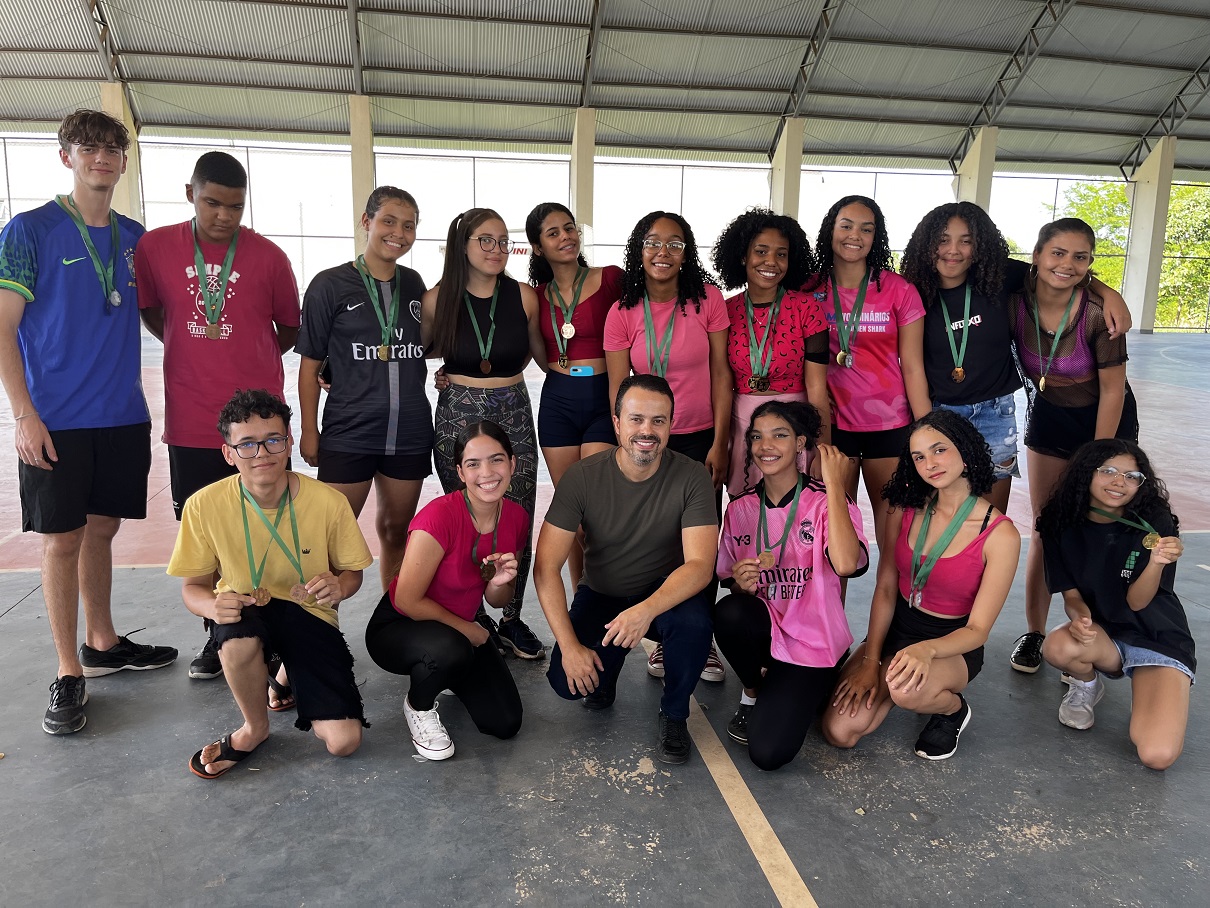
[894, 506, 1011, 617]
[537, 265, 625, 363]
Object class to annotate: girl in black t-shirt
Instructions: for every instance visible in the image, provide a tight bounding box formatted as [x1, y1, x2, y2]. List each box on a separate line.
[1037, 439, 1193, 770]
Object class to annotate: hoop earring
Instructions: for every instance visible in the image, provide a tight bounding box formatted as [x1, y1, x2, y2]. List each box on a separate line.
[1080, 271, 1093, 289]
[1028, 264, 1038, 281]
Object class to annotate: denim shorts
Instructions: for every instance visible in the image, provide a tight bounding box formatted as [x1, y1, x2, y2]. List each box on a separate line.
[1113, 640, 1195, 684]
[933, 393, 1020, 481]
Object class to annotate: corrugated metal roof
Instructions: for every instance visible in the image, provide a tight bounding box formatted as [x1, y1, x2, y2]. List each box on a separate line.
[0, 80, 104, 122]
[0, 53, 108, 81]
[1046, 6, 1210, 71]
[1010, 58, 1190, 114]
[596, 109, 779, 152]
[813, 43, 1000, 103]
[593, 32, 801, 90]
[122, 54, 353, 94]
[129, 83, 352, 133]
[591, 85, 784, 115]
[831, 0, 1036, 51]
[372, 0, 590, 27]
[599, 0, 821, 37]
[803, 118, 964, 159]
[371, 96, 575, 143]
[994, 105, 1155, 137]
[0, 1, 99, 51]
[365, 70, 579, 107]
[800, 93, 978, 126]
[996, 128, 1138, 165]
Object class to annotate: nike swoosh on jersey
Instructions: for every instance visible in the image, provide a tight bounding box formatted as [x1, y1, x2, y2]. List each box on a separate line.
[347, 302, 364, 310]
[62, 256, 87, 265]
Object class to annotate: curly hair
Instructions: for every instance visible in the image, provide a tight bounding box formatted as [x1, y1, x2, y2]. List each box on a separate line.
[807, 195, 893, 293]
[741, 400, 823, 492]
[217, 389, 291, 441]
[618, 211, 716, 313]
[525, 202, 587, 286]
[1036, 439, 1177, 540]
[881, 409, 995, 509]
[900, 202, 1008, 307]
[710, 208, 816, 291]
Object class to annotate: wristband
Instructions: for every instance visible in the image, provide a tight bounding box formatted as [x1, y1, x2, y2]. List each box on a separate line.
[14, 412, 38, 421]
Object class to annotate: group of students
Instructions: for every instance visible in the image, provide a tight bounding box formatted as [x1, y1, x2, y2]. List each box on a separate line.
[0, 109, 1193, 779]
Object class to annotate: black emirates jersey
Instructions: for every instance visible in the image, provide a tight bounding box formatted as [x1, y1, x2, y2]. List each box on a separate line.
[297, 262, 432, 456]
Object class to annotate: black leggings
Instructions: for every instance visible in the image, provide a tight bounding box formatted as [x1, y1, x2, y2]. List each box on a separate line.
[713, 592, 843, 771]
[365, 594, 522, 739]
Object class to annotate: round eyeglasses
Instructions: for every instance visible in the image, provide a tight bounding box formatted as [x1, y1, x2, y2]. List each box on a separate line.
[231, 436, 289, 459]
[469, 235, 513, 253]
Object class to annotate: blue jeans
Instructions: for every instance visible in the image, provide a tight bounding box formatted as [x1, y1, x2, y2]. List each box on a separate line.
[546, 582, 714, 720]
[933, 392, 1020, 481]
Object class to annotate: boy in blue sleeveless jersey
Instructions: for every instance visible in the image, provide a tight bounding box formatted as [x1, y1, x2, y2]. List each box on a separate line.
[0, 109, 177, 736]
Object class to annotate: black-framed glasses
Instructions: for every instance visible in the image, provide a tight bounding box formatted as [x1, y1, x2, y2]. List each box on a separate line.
[1096, 465, 1145, 486]
[642, 239, 686, 254]
[469, 235, 513, 253]
[231, 435, 289, 459]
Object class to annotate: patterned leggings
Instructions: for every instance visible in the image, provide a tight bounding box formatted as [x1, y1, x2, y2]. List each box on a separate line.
[434, 380, 537, 621]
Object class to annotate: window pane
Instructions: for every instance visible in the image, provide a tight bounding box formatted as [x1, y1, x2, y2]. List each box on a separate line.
[246, 149, 352, 237]
[594, 163, 683, 247]
[682, 166, 770, 252]
[799, 170, 877, 243]
[375, 154, 473, 240]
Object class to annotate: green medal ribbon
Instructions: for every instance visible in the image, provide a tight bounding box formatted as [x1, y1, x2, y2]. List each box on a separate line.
[192, 219, 239, 328]
[1090, 507, 1161, 554]
[938, 284, 972, 379]
[831, 268, 871, 365]
[1029, 286, 1079, 392]
[548, 266, 588, 364]
[464, 279, 500, 365]
[745, 287, 785, 384]
[239, 481, 305, 587]
[755, 472, 804, 564]
[356, 256, 402, 351]
[55, 194, 121, 308]
[642, 295, 676, 378]
[462, 490, 501, 572]
[908, 495, 978, 606]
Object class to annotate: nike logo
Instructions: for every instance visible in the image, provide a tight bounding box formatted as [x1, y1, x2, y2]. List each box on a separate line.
[62, 256, 87, 265]
[347, 302, 364, 311]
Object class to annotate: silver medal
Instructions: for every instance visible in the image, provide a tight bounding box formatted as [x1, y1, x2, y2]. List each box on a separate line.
[109, 290, 122, 307]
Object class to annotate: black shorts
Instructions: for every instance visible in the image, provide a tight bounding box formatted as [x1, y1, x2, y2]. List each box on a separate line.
[317, 447, 432, 484]
[211, 597, 367, 731]
[537, 371, 614, 448]
[20, 422, 151, 534]
[831, 424, 910, 461]
[169, 445, 293, 520]
[1024, 383, 1139, 460]
[879, 594, 984, 683]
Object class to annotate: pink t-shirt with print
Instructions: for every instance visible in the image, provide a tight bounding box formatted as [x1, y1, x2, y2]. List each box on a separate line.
[725, 289, 828, 394]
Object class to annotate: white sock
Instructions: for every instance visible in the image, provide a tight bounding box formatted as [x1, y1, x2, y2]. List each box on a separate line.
[740, 692, 757, 706]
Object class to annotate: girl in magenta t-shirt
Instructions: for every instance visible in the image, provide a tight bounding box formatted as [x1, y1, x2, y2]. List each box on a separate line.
[715, 401, 868, 770]
[804, 195, 930, 556]
[364, 421, 526, 762]
[711, 208, 829, 495]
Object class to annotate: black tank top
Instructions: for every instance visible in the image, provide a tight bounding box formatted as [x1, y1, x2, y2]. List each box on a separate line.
[444, 275, 530, 378]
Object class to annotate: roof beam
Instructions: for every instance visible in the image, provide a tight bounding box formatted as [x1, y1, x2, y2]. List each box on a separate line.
[948, 0, 1080, 172]
[768, 0, 847, 158]
[77, 0, 117, 81]
[346, 0, 363, 95]
[579, 0, 603, 107]
[1120, 51, 1210, 178]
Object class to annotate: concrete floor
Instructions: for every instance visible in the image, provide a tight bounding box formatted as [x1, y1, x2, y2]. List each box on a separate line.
[1, 333, 1207, 907]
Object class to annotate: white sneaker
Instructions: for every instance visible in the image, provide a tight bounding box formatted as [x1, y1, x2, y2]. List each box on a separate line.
[1058, 675, 1105, 730]
[700, 643, 726, 682]
[404, 696, 455, 760]
[647, 643, 665, 678]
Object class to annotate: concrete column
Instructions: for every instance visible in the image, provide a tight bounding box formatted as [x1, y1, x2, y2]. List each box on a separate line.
[770, 117, 805, 218]
[952, 126, 998, 210]
[1121, 135, 1177, 334]
[349, 94, 376, 255]
[570, 107, 596, 233]
[98, 82, 143, 223]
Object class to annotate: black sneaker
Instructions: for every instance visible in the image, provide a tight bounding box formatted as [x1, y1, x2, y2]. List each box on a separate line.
[79, 629, 178, 678]
[475, 612, 507, 656]
[498, 616, 547, 660]
[656, 712, 691, 764]
[43, 675, 88, 735]
[188, 635, 223, 680]
[582, 673, 617, 711]
[914, 696, 972, 760]
[1009, 632, 1046, 674]
[727, 703, 753, 745]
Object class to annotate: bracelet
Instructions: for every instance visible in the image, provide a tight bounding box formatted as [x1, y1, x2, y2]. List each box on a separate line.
[861, 655, 880, 664]
[14, 412, 37, 421]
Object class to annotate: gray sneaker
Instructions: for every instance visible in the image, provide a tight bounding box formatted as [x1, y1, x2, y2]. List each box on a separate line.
[1058, 675, 1105, 730]
[43, 675, 88, 735]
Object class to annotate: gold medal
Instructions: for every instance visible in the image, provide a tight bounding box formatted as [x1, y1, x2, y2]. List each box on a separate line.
[377, 344, 390, 361]
[951, 367, 965, 383]
[205, 323, 221, 340]
[560, 322, 576, 340]
[290, 582, 314, 605]
[252, 587, 271, 606]
[1039, 376, 1047, 392]
[480, 359, 492, 375]
[836, 349, 848, 366]
[479, 559, 497, 582]
[757, 551, 775, 570]
[1142, 532, 1160, 550]
[747, 376, 761, 391]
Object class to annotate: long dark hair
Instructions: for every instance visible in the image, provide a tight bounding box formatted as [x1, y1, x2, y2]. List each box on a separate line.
[882, 409, 995, 509]
[454, 420, 515, 468]
[710, 208, 815, 291]
[1035, 217, 1096, 254]
[431, 208, 505, 357]
[618, 211, 716, 313]
[901, 201, 1007, 306]
[741, 400, 822, 493]
[808, 195, 892, 293]
[525, 202, 588, 286]
[1037, 439, 1176, 539]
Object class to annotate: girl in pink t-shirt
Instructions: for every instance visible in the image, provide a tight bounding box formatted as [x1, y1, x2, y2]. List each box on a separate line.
[365, 421, 527, 762]
[823, 409, 1020, 761]
[714, 401, 869, 771]
[805, 196, 930, 556]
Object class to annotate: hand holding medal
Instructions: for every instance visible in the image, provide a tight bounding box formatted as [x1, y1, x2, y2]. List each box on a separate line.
[481, 552, 519, 587]
[730, 557, 764, 595]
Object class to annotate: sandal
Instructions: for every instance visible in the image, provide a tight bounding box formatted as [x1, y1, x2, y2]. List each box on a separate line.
[189, 734, 260, 779]
[267, 659, 295, 712]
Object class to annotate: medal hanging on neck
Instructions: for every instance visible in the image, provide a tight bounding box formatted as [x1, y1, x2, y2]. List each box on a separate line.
[642, 295, 676, 378]
[745, 287, 784, 393]
[238, 481, 298, 606]
[907, 495, 978, 609]
[831, 268, 870, 370]
[548, 267, 588, 370]
[755, 472, 803, 572]
[1090, 507, 1161, 551]
[938, 284, 971, 383]
[356, 256, 401, 362]
[55, 195, 122, 311]
[463, 490, 501, 581]
[464, 279, 500, 375]
[1030, 286, 1079, 394]
[192, 218, 239, 340]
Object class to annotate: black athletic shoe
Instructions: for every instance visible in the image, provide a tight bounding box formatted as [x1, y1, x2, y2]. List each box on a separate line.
[43, 675, 88, 735]
[188, 635, 223, 680]
[914, 696, 972, 760]
[727, 703, 753, 745]
[582, 674, 617, 711]
[79, 630, 178, 678]
[498, 617, 546, 660]
[656, 712, 691, 764]
[1009, 632, 1046, 673]
[475, 612, 507, 656]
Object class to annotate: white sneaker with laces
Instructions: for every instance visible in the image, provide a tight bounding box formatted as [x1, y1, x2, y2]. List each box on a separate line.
[404, 696, 455, 760]
[647, 643, 665, 678]
[1058, 675, 1104, 730]
[700, 642, 726, 682]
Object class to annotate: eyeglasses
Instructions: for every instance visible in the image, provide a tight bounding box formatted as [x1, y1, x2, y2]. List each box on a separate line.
[1096, 465, 1146, 486]
[469, 235, 513, 253]
[231, 435, 289, 459]
[642, 239, 686, 254]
